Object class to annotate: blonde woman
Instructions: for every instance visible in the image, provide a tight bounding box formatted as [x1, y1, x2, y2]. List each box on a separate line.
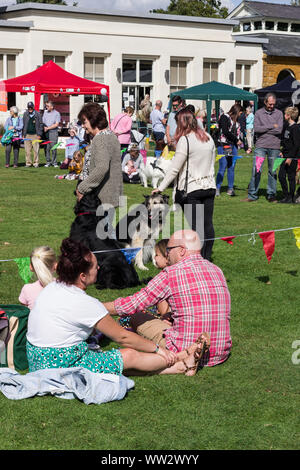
[19, 246, 57, 310]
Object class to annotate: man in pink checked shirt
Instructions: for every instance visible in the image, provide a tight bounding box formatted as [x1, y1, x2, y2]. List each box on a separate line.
[104, 230, 232, 368]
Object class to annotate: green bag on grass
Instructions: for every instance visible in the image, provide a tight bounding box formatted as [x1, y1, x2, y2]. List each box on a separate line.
[0, 305, 30, 371]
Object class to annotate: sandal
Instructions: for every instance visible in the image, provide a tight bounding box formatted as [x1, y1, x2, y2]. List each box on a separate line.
[183, 332, 210, 358]
[183, 333, 210, 376]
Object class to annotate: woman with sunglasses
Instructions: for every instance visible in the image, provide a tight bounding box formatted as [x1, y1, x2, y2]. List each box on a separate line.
[152, 108, 216, 261]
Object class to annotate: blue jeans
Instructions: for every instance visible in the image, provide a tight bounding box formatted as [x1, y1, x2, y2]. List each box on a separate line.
[248, 148, 279, 200]
[216, 145, 238, 190]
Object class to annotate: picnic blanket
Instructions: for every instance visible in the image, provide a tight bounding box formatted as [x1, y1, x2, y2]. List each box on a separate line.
[0, 367, 134, 405]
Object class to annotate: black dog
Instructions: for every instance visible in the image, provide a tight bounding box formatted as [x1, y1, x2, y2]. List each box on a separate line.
[70, 190, 141, 290]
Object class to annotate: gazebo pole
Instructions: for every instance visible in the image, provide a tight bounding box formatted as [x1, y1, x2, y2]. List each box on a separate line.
[206, 96, 212, 134]
[34, 92, 42, 111]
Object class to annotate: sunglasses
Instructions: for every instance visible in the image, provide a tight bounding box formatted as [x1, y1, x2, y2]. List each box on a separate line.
[166, 245, 183, 254]
[172, 103, 180, 108]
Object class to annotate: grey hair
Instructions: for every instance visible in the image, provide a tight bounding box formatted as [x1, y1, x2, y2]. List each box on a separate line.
[10, 106, 19, 115]
[264, 92, 276, 103]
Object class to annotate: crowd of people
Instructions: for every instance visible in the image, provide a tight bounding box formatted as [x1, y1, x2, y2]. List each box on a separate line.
[3, 90, 300, 383]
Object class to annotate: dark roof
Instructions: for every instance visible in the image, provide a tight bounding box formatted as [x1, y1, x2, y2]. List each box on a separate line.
[244, 1, 300, 21]
[252, 33, 300, 57]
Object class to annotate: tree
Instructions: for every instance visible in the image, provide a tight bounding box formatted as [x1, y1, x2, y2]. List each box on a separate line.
[151, 0, 229, 19]
[291, 1, 300, 5]
[16, 0, 76, 5]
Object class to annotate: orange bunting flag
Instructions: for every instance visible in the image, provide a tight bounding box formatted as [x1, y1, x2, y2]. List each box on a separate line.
[259, 231, 275, 263]
[221, 236, 236, 245]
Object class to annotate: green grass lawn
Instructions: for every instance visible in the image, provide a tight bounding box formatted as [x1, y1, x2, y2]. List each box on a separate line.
[0, 146, 299, 450]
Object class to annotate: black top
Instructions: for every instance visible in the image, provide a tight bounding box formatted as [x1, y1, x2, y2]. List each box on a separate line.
[281, 122, 300, 159]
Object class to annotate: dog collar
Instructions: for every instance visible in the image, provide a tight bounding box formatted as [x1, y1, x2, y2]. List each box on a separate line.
[76, 211, 96, 216]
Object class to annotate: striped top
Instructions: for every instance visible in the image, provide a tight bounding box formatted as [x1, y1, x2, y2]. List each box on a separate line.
[114, 253, 231, 367]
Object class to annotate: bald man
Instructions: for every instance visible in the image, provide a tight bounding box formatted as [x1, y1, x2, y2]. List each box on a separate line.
[104, 230, 231, 368]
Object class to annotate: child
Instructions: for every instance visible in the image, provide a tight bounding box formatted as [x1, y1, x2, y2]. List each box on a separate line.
[122, 143, 142, 183]
[246, 105, 254, 154]
[153, 239, 172, 320]
[119, 239, 173, 332]
[278, 106, 300, 204]
[19, 246, 57, 310]
[60, 127, 80, 169]
[55, 150, 84, 180]
[154, 139, 165, 158]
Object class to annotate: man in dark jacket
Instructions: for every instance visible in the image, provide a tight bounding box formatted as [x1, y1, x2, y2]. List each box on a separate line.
[23, 101, 44, 167]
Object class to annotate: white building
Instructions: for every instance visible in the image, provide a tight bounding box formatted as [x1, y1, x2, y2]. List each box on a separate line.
[0, 2, 266, 125]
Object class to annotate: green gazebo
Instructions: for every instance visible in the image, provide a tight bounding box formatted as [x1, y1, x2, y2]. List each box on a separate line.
[169, 80, 258, 132]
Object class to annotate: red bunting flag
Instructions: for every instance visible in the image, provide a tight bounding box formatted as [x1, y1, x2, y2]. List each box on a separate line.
[221, 236, 236, 245]
[259, 231, 275, 263]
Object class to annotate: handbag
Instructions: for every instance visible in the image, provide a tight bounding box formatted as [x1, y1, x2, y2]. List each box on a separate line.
[175, 136, 189, 206]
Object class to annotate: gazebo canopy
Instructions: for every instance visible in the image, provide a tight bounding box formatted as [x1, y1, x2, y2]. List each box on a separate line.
[170, 81, 258, 131]
[255, 75, 300, 110]
[0, 60, 110, 116]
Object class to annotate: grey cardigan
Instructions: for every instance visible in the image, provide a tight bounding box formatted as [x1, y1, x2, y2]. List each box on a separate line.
[77, 130, 123, 208]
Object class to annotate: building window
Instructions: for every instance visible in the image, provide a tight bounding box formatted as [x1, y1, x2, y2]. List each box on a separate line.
[243, 22, 251, 32]
[43, 54, 65, 69]
[254, 21, 262, 30]
[170, 60, 187, 94]
[122, 58, 153, 111]
[291, 23, 300, 32]
[277, 22, 288, 32]
[265, 21, 275, 30]
[203, 61, 219, 83]
[84, 56, 105, 103]
[0, 54, 16, 108]
[236, 63, 251, 87]
[0, 53, 16, 79]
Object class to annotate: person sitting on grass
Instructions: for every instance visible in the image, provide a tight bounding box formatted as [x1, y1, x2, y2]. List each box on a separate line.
[60, 126, 80, 169]
[26, 237, 209, 377]
[104, 229, 231, 368]
[55, 150, 84, 181]
[119, 239, 172, 331]
[278, 106, 300, 204]
[122, 143, 142, 184]
[19, 246, 57, 311]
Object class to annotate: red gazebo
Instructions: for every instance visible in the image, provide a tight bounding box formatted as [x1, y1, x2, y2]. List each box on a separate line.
[0, 60, 110, 119]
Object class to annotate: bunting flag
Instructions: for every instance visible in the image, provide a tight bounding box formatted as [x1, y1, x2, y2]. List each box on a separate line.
[259, 231, 275, 263]
[65, 143, 76, 147]
[120, 248, 141, 264]
[255, 156, 265, 173]
[13, 257, 32, 283]
[32, 139, 43, 144]
[140, 149, 147, 165]
[221, 236, 236, 245]
[216, 154, 225, 162]
[51, 142, 62, 151]
[40, 141, 52, 145]
[155, 150, 162, 158]
[273, 158, 285, 172]
[293, 228, 300, 249]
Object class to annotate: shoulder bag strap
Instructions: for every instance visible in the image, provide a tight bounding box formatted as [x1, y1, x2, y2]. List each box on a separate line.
[176, 135, 190, 192]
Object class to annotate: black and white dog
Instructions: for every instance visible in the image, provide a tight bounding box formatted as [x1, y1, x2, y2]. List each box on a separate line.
[116, 193, 170, 271]
[70, 190, 141, 290]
